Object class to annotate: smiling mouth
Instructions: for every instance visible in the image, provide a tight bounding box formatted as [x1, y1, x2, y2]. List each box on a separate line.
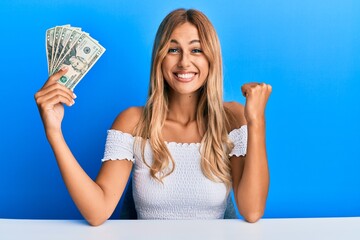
[174, 72, 196, 82]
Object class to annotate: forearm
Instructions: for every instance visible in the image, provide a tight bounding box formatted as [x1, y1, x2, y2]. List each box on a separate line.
[47, 130, 108, 225]
[236, 121, 269, 221]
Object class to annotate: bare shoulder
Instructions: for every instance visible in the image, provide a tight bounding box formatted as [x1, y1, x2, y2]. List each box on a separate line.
[224, 101, 247, 130]
[111, 106, 143, 134]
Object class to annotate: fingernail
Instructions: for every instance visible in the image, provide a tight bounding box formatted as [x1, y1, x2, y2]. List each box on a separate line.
[61, 66, 68, 71]
[73, 93, 77, 99]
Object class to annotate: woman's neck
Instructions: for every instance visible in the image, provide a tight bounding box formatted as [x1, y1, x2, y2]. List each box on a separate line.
[166, 91, 200, 126]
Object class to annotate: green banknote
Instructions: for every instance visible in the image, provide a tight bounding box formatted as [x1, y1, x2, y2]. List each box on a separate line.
[46, 25, 106, 90]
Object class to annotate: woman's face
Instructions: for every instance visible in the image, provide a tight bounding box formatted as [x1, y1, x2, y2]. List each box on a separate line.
[161, 22, 209, 96]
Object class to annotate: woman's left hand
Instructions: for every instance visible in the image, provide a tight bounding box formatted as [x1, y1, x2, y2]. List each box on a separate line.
[241, 83, 272, 125]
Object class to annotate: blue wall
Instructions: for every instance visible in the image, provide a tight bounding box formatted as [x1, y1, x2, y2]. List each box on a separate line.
[0, 0, 359, 219]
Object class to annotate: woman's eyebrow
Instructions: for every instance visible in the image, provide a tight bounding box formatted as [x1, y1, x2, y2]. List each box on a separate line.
[170, 39, 200, 44]
[170, 39, 179, 44]
[189, 39, 200, 44]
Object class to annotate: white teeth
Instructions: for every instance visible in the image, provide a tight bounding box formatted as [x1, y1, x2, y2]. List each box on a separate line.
[176, 73, 195, 79]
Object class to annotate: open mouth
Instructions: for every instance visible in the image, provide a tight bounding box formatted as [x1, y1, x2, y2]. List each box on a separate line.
[174, 72, 197, 82]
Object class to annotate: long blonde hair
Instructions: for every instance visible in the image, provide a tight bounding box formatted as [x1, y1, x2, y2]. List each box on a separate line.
[134, 9, 234, 190]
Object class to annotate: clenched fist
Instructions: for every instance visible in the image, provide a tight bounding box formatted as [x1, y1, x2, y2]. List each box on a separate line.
[241, 83, 272, 125]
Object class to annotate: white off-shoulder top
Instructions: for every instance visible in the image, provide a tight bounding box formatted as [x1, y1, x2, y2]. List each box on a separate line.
[102, 125, 247, 219]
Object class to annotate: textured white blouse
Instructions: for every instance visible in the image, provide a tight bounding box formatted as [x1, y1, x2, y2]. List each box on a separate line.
[102, 125, 247, 219]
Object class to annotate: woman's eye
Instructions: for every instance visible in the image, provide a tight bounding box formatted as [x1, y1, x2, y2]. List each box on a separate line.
[168, 48, 179, 53]
[192, 48, 203, 53]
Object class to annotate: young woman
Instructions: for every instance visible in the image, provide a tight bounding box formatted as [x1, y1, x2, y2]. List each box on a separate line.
[35, 8, 271, 225]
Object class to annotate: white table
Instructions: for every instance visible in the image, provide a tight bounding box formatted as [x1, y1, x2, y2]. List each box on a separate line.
[0, 217, 359, 240]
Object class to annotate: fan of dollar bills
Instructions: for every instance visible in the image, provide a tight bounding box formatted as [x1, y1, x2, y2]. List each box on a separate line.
[46, 25, 106, 90]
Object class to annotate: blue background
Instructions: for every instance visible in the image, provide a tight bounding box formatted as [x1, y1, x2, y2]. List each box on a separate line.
[0, 0, 359, 219]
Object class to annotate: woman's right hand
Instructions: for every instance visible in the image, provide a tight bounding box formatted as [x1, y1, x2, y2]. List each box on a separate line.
[34, 67, 76, 135]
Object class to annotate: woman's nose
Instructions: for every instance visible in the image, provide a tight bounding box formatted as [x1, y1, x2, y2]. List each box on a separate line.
[177, 53, 191, 68]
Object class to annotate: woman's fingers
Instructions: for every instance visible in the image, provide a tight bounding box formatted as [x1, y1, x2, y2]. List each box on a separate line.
[34, 67, 75, 132]
[35, 67, 76, 109]
[241, 82, 272, 98]
[35, 81, 75, 100]
[36, 87, 75, 108]
[42, 67, 69, 88]
[39, 95, 74, 111]
[241, 82, 259, 97]
[241, 82, 272, 124]
[35, 83, 76, 112]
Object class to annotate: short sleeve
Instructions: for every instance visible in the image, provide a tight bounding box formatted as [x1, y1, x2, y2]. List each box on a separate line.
[101, 130, 135, 163]
[228, 125, 247, 157]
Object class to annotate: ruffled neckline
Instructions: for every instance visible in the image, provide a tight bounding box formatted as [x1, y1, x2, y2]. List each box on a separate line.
[108, 125, 247, 148]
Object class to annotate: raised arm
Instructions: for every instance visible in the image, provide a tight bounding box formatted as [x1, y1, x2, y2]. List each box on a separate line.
[228, 83, 272, 223]
[34, 68, 133, 226]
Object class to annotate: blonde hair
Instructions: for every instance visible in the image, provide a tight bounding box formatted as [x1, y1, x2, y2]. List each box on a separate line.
[134, 9, 234, 190]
